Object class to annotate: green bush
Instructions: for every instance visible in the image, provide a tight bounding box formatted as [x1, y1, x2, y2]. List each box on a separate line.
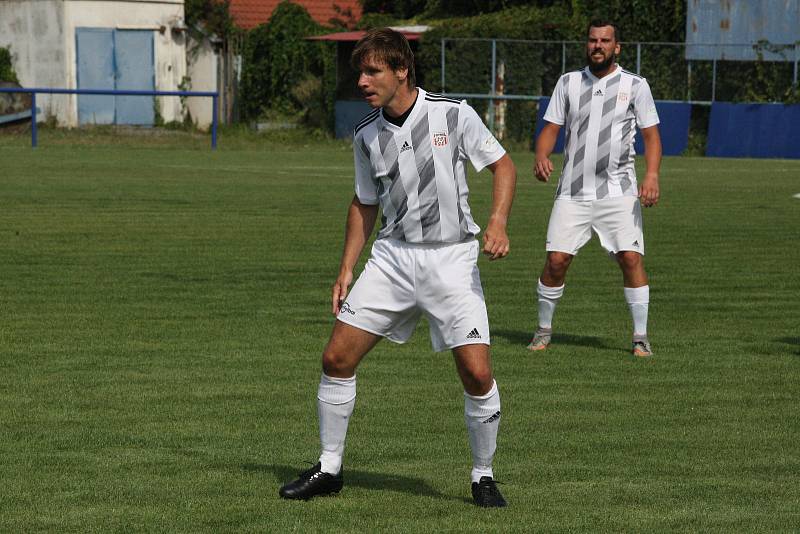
[0, 47, 19, 84]
[238, 1, 335, 128]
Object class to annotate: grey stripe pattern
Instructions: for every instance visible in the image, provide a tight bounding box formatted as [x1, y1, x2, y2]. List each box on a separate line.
[569, 73, 593, 198]
[556, 76, 571, 198]
[618, 119, 633, 193]
[445, 106, 468, 233]
[377, 127, 408, 240]
[411, 111, 440, 241]
[594, 73, 621, 199]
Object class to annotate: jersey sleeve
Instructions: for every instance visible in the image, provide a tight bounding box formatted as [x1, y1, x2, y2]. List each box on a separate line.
[459, 101, 506, 172]
[353, 135, 379, 205]
[633, 78, 660, 129]
[542, 74, 568, 126]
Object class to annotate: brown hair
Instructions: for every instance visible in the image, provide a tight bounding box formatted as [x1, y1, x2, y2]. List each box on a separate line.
[350, 28, 416, 87]
[587, 19, 621, 42]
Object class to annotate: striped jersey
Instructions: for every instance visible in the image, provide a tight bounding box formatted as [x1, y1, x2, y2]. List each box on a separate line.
[544, 65, 659, 200]
[353, 88, 505, 244]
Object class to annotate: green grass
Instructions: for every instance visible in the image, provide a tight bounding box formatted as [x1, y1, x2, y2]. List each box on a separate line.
[1, 129, 799, 532]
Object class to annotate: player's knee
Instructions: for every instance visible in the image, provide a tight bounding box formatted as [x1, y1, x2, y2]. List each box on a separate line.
[463, 366, 494, 394]
[617, 251, 642, 271]
[545, 253, 572, 277]
[321, 346, 351, 376]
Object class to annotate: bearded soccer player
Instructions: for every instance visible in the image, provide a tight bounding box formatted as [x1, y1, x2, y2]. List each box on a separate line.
[278, 28, 516, 507]
[528, 20, 662, 357]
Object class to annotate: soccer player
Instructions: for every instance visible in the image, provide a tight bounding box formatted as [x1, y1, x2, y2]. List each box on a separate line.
[278, 28, 516, 507]
[528, 20, 662, 357]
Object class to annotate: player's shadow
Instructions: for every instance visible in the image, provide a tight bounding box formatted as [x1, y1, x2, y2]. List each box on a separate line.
[492, 329, 616, 350]
[776, 337, 800, 356]
[244, 463, 461, 502]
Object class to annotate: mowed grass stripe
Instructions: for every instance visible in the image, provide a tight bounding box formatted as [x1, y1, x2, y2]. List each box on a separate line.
[0, 135, 798, 531]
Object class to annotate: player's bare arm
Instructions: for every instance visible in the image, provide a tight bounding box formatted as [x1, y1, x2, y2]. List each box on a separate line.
[639, 125, 662, 207]
[483, 153, 516, 261]
[332, 196, 379, 314]
[534, 122, 561, 182]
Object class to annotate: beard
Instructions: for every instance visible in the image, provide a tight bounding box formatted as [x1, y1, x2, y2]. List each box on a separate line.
[587, 51, 616, 73]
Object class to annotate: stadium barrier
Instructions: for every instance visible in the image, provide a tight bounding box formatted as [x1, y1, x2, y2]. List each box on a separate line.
[534, 98, 692, 156]
[0, 87, 219, 149]
[706, 102, 800, 158]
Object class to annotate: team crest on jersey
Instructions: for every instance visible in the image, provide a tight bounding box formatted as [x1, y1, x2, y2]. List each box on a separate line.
[432, 132, 448, 146]
[618, 92, 629, 103]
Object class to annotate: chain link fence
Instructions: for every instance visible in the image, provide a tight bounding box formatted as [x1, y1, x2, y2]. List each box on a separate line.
[426, 38, 799, 141]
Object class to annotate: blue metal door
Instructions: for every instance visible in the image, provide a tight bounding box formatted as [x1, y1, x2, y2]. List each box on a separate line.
[76, 29, 115, 125]
[115, 31, 154, 125]
[76, 28, 155, 125]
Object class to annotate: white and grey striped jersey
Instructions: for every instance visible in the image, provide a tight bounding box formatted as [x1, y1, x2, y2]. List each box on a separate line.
[353, 88, 505, 244]
[544, 65, 659, 201]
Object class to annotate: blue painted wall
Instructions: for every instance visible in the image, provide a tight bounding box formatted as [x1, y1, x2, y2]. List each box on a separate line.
[706, 102, 800, 158]
[335, 100, 374, 138]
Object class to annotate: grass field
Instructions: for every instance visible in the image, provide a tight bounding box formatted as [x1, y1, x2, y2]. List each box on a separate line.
[1, 129, 799, 532]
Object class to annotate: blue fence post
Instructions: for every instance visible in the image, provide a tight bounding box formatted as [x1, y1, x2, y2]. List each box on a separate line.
[31, 92, 37, 148]
[212, 94, 218, 150]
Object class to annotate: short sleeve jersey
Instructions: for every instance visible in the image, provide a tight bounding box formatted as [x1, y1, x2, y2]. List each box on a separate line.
[544, 65, 659, 200]
[352, 88, 505, 244]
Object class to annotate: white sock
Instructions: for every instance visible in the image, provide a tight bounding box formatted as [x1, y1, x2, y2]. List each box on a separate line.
[537, 279, 564, 329]
[317, 373, 356, 475]
[624, 285, 650, 336]
[464, 380, 501, 483]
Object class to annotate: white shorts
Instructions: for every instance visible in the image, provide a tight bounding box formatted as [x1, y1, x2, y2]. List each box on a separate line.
[337, 238, 490, 352]
[546, 196, 645, 256]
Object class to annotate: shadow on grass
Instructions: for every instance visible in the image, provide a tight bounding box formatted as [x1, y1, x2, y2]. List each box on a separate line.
[492, 329, 616, 351]
[776, 337, 800, 356]
[243, 463, 464, 502]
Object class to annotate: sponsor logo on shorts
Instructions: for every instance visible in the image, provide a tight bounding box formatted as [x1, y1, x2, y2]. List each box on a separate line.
[482, 410, 501, 424]
[339, 302, 356, 315]
[400, 141, 413, 153]
[632, 240, 640, 248]
[466, 328, 482, 340]
[432, 132, 448, 146]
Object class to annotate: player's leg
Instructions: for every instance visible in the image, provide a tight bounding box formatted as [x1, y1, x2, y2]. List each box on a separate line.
[452, 343, 506, 507]
[593, 196, 652, 356]
[616, 251, 652, 356]
[530, 199, 592, 351]
[279, 322, 380, 500]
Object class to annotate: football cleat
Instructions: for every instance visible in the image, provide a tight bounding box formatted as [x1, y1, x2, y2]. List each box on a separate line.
[527, 327, 552, 351]
[471, 476, 507, 508]
[632, 335, 653, 357]
[279, 462, 343, 500]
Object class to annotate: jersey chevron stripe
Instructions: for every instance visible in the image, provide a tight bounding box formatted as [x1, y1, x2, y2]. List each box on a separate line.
[425, 96, 461, 104]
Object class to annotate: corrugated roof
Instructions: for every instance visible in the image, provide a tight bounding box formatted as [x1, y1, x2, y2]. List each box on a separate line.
[228, 0, 362, 30]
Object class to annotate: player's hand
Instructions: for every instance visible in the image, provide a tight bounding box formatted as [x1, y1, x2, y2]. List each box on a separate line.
[332, 270, 353, 315]
[482, 216, 510, 261]
[639, 173, 660, 207]
[534, 156, 553, 182]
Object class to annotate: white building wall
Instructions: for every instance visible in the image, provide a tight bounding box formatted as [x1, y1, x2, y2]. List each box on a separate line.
[0, 1, 70, 121]
[0, 0, 190, 126]
[185, 36, 217, 130]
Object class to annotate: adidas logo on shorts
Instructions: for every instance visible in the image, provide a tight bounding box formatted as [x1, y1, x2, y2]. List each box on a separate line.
[632, 240, 640, 248]
[466, 328, 481, 340]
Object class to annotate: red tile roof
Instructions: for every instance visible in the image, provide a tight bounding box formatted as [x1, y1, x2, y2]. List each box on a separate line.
[228, 0, 362, 30]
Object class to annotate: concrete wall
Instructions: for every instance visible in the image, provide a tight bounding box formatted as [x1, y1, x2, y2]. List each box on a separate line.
[0, 1, 69, 121]
[0, 0, 189, 126]
[185, 36, 217, 130]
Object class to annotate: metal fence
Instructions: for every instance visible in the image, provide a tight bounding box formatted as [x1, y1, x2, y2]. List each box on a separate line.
[0, 87, 220, 148]
[433, 38, 799, 135]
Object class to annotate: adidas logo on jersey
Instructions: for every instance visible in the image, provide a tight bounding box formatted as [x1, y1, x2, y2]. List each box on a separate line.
[466, 328, 481, 340]
[594, 89, 603, 96]
[400, 140, 413, 153]
[482, 411, 501, 424]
